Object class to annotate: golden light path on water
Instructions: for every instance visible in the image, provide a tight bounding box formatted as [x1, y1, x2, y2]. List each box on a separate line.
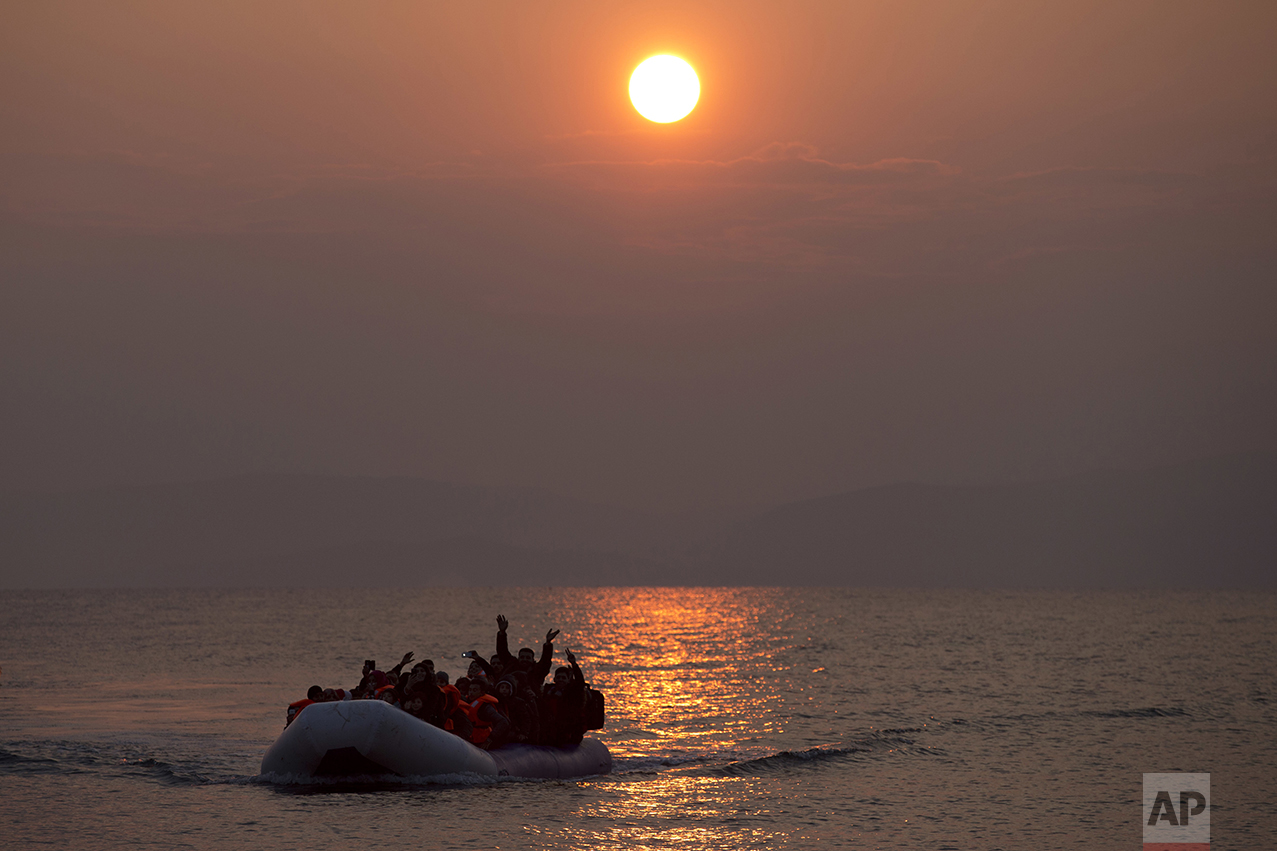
[581, 588, 794, 752]
[533, 588, 825, 848]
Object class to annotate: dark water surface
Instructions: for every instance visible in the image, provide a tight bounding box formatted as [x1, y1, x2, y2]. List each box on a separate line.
[1, 588, 1274, 849]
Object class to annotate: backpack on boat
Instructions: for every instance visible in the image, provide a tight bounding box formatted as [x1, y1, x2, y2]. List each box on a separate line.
[583, 686, 605, 731]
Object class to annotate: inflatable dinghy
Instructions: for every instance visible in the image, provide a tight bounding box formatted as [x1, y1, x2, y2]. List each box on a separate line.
[261, 700, 611, 780]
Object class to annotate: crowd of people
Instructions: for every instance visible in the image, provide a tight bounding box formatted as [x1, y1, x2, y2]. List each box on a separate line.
[284, 615, 602, 750]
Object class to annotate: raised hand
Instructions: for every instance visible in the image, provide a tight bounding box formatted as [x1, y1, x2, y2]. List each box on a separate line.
[497, 615, 509, 632]
[400, 651, 414, 667]
[565, 648, 576, 665]
[545, 629, 560, 644]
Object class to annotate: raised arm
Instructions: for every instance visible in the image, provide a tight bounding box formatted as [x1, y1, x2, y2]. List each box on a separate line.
[464, 650, 496, 680]
[531, 628, 559, 685]
[495, 615, 517, 668]
[566, 647, 584, 687]
[387, 651, 415, 678]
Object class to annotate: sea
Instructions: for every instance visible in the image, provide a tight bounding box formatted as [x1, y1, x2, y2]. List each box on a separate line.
[1, 587, 1273, 850]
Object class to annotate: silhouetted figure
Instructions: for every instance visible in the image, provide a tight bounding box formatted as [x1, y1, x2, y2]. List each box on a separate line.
[402, 663, 445, 725]
[540, 648, 586, 746]
[495, 673, 540, 744]
[495, 614, 559, 687]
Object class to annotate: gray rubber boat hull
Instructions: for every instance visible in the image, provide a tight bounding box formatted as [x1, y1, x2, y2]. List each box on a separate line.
[260, 699, 611, 780]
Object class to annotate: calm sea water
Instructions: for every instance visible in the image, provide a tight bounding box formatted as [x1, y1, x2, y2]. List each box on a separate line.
[1, 588, 1274, 850]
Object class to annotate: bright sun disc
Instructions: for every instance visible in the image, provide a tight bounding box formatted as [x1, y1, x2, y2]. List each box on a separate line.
[629, 55, 699, 123]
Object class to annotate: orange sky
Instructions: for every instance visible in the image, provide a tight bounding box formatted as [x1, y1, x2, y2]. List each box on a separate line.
[2, 1, 1275, 508]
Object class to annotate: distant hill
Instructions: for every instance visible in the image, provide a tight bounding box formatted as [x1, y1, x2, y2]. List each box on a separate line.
[718, 454, 1277, 587]
[0, 474, 692, 587]
[2, 456, 1274, 587]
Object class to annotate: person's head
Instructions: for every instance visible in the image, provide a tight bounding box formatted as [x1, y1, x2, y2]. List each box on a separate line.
[435, 671, 450, 686]
[322, 688, 338, 701]
[307, 685, 323, 701]
[468, 679, 487, 700]
[404, 696, 423, 714]
[386, 671, 399, 686]
[554, 666, 571, 687]
[467, 660, 485, 679]
[455, 676, 471, 695]
[496, 679, 515, 699]
[517, 647, 535, 664]
[379, 688, 397, 704]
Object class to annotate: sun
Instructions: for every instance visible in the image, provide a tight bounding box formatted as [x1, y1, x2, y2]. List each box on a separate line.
[629, 55, 700, 123]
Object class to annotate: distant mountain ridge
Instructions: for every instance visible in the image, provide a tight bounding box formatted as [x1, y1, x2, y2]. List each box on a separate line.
[1, 455, 1274, 588]
[720, 453, 1277, 588]
[0, 473, 683, 587]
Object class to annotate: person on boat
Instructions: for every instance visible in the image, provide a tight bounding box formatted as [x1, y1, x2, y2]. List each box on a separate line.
[435, 671, 469, 732]
[495, 673, 540, 744]
[466, 678, 512, 750]
[402, 694, 426, 720]
[357, 670, 388, 698]
[402, 663, 445, 724]
[353, 652, 414, 698]
[495, 615, 560, 686]
[402, 658, 435, 695]
[354, 660, 386, 698]
[352, 661, 373, 697]
[449, 677, 476, 739]
[285, 685, 324, 727]
[464, 654, 493, 684]
[540, 649, 586, 746]
[408, 658, 436, 684]
[518, 673, 549, 740]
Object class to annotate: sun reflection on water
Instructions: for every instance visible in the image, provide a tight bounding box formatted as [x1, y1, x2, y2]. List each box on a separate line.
[563, 588, 799, 760]
[529, 773, 825, 850]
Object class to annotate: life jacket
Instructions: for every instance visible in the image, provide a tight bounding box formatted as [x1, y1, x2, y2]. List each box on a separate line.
[440, 683, 463, 730]
[467, 694, 501, 744]
[285, 698, 314, 726]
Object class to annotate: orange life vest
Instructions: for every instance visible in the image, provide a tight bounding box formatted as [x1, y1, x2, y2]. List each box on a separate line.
[468, 694, 501, 744]
[286, 698, 314, 726]
[441, 683, 463, 730]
